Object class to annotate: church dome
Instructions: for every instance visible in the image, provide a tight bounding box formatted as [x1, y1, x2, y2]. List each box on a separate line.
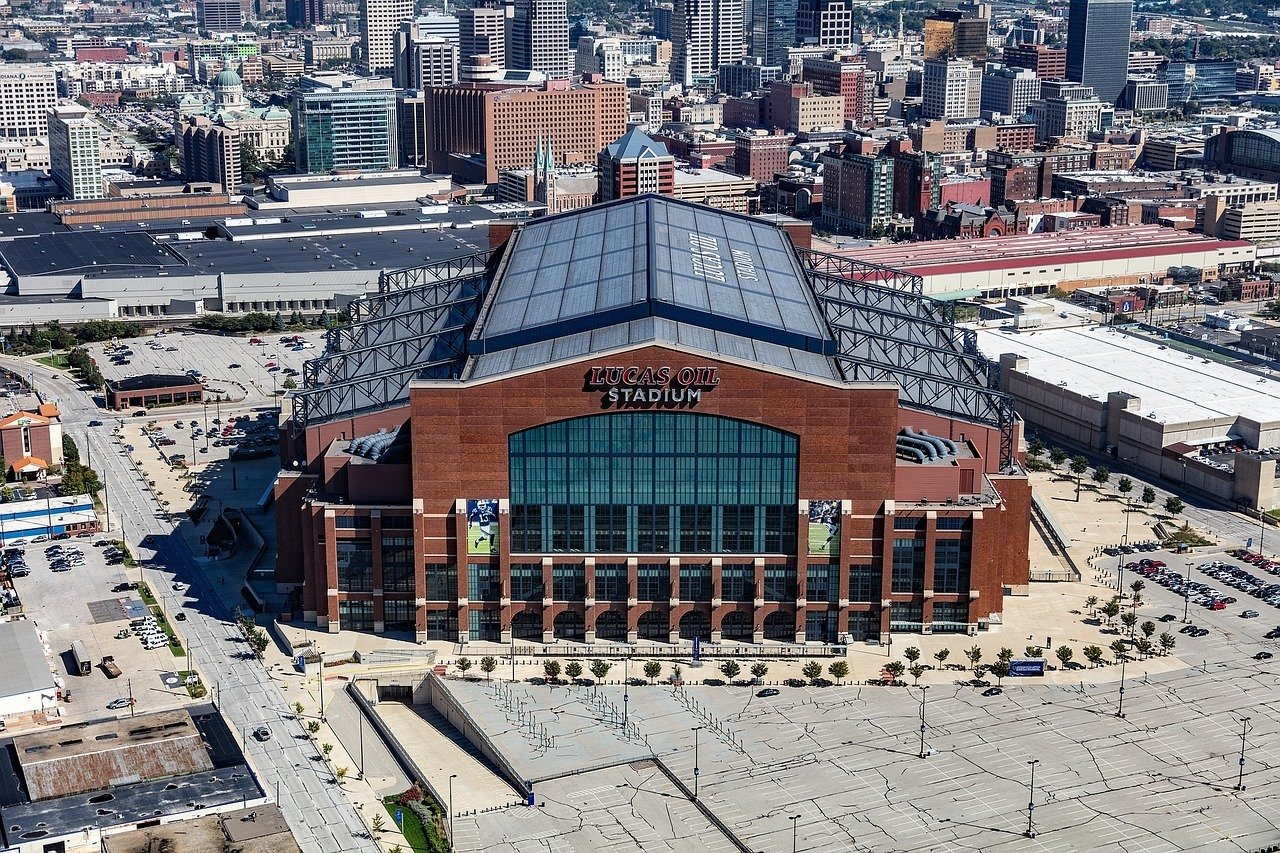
[211, 67, 242, 88]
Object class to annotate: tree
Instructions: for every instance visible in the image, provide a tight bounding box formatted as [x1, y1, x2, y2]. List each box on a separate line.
[1164, 496, 1185, 516]
[1024, 645, 1043, 659]
[1158, 632, 1176, 655]
[1135, 638, 1154, 659]
[1110, 639, 1128, 661]
[965, 645, 983, 677]
[989, 660, 1010, 686]
[1054, 645, 1074, 670]
[933, 648, 950, 668]
[1027, 437, 1045, 456]
[565, 660, 583, 681]
[590, 659, 611, 681]
[644, 661, 662, 683]
[282, 377, 297, 390]
[1083, 645, 1104, 668]
[802, 660, 823, 684]
[672, 664, 683, 683]
[240, 138, 264, 179]
[62, 434, 80, 465]
[334, 767, 348, 784]
[883, 660, 905, 682]
[322, 742, 333, 757]
[272, 311, 285, 332]
[1140, 621, 1156, 640]
[720, 660, 741, 681]
[307, 720, 321, 735]
[456, 656, 472, 676]
[1049, 446, 1068, 466]
[1069, 455, 1089, 500]
[1101, 598, 1121, 627]
[1130, 579, 1146, 597]
[903, 646, 921, 665]
[1121, 611, 1138, 638]
[371, 813, 386, 834]
[1085, 595, 1099, 616]
[1117, 477, 1133, 498]
[750, 662, 768, 683]
[293, 701, 304, 717]
[543, 660, 561, 682]
[907, 663, 926, 685]
[480, 655, 497, 681]
[829, 660, 850, 684]
[1141, 486, 1157, 508]
[249, 629, 269, 658]
[997, 647, 1014, 664]
[1092, 465, 1111, 487]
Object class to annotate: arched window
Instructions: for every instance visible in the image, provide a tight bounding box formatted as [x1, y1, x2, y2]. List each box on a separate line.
[509, 412, 798, 554]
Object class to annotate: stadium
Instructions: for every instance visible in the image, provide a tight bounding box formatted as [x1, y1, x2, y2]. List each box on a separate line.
[274, 196, 1031, 645]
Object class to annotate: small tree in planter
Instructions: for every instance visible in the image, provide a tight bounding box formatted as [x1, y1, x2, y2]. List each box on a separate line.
[903, 646, 921, 666]
[644, 661, 661, 683]
[671, 664, 684, 684]
[480, 656, 497, 681]
[829, 660, 849, 684]
[322, 742, 333, 757]
[456, 657, 473, 677]
[543, 660, 561, 683]
[307, 720, 320, 735]
[590, 659, 612, 681]
[907, 663, 926, 685]
[802, 660, 823, 684]
[565, 661, 583, 682]
[751, 662, 768, 683]
[883, 661, 905, 684]
[720, 660, 741, 681]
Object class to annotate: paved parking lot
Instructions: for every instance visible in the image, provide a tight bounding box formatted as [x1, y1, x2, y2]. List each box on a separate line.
[8, 538, 195, 725]
[84, 329, 325, 407]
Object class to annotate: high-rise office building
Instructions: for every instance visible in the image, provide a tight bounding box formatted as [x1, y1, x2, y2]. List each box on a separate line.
[360, 0, 414, 76]
[922, 9, 989, 61]
[749, 0, 797, 68]
[795, 0, 852, 52]
[197, 0, 250, 33]
[670, 0, 745, 87]
[922, 57, 979, 119]
[821, 146, 894, 236]
[598, 127, 675, 201]
[459, 2, 509, 66]
[1003, 43, 1066, 80]
[395, 23, 460, 88]
[48, 104, 103, 200]
[180, 115, 242, 192]
[801, 54, 876, 128]
[286, 0, 325, 29]
[293, 73, 399, 172]
[508, 0, 570, 77]
[0, 66, 58, 139]
[1026, 82, 1103, 141]
[1065, 0, 1133, 104]
[980, 65, 1041, 118]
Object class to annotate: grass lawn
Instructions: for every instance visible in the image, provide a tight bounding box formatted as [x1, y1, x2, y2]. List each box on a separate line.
[382, 794, 449, 853]
[35, 354, 68, 369]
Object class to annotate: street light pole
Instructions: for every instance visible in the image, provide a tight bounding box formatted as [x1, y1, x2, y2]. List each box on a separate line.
[790, 814, 801, 853]
[917, 685, 930, 758]
[1116, 650, 1127, 718]
[357, 711, 364, 780]
[1025, 759, 1039, 838]
[1236, 717, 1251, 791]
[623, 651, 631, 728]
[448, 773, 458, 843]
[691, 726, 702, 800]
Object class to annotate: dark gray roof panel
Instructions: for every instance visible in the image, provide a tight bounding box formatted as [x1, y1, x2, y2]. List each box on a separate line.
[468, 317, 840, 382]
[474, 197, 834, 356]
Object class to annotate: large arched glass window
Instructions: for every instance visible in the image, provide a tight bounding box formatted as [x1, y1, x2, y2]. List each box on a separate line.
[509, 412, 798, 554]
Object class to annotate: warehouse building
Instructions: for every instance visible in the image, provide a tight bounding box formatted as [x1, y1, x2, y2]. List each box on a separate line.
[0, 620, 56, 721]
[275, 196, 1031, 645]
[979, 322, 1280, 511]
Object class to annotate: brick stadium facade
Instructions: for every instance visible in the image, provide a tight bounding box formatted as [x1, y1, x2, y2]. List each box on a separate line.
[276, 197, 1030, 645]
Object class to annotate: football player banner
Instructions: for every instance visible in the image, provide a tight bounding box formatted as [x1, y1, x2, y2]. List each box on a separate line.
[808, 500, 840, 556]
[466, 499, 499, 554]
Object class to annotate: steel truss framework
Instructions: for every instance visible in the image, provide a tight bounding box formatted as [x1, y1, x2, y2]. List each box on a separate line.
[801, 249, 1017, 467]
[291, 243, 1015, 467]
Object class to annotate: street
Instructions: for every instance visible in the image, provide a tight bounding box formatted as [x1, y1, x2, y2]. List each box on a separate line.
[4, 355, 380, 853]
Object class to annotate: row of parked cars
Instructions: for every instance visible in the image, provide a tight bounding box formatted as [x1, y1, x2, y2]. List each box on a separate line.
[45, 543, 85, 572]
[1103, 540, 1163, 557]
[130, 615, 170, 650]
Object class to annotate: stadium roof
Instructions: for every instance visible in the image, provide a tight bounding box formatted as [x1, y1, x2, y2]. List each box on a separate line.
[473, 196, 835, 358]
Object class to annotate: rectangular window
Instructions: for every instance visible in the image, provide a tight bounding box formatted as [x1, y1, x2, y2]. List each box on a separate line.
[594, 562, 628, 601]
[382, 536, 414, 593]
[334, 515, 371, 529]
[891, 538, 925, 594]
[720, 505, 755, 552]
[467, 562, 501, 601]
[424, 610, 457, 640]
[893, 516, 922, 530]
[381, 515, 414, 529]
[848, 610, 879, 641]
[594, 505, 628, 552]
[424, 562, 457, 601]
[933, 536, 971, 594]
[679, 505, 712, 552]
[336, 540, 373, 592]
[806, 563, 838, 604]
[763, 564, 795, 602]
[552, 563, 585, 600]
[848, 564, 881, 602]
[722, 563, 754, 602]
[468, 609, 501, 641]
[337, 599, 373, 630]
[932, 601, 970, 631]
[510, 504, 541, 552]
[511, 562, 544, 601]
[550, 506, 585, 552]
[638, 505, 671, 552]
[637, 562, 670, 602]
[890, 601, 923, 631]
[383, 598, 415, 631]
[805, 609, 838, 643]
[679, 563, 712, 602]
[937, 516, 970, 530]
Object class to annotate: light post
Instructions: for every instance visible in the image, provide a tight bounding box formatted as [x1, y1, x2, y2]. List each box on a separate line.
[1025, 759, 1040, 838]
[202, 401, 209, 452]
[916, 685, 930, 758]
[510, 629, 516, 683]
[448, 773, 458, 843]
[1182, 589, 1191, 624]
[357, 711, 364, 780]
[623, 650, 632, 728]
[691, 726, 702, 800]
[1236, 717, 1251, 791]
[1116, 648, 1127, 719]
[790, 814, 801, 853]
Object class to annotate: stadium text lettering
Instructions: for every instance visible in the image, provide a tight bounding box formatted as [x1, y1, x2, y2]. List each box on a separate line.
[585, 366, 720, 409]
[688, 234, 759, 283]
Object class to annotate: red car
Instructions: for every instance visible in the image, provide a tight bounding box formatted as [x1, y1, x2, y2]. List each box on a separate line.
[249, 337, 263, 345]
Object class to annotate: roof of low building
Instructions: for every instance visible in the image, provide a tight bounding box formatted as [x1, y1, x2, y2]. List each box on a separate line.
[107, 374, 202, 393]
[0, 620, 54, 702]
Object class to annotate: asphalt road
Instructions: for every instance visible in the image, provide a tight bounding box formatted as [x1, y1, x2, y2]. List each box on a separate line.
[6, 355, 379, 853]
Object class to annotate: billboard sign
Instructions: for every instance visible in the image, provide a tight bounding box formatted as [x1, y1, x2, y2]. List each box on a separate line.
[1008, 658, 1046, 677]
[466, 499, 498, 554]
[808, 500, 840, 556]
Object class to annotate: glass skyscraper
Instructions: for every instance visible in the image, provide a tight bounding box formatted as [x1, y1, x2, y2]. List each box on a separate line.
[1065, 0, 1133, 105]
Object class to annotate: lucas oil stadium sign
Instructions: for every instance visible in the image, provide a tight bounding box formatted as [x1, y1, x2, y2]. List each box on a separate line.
[585, 366, 720, 409]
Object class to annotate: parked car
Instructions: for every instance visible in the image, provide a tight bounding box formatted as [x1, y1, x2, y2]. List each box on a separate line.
[756, 688, 780, 698]
[106, 698, 135, 710]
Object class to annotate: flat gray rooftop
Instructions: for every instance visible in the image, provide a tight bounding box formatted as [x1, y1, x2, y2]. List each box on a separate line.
[0, 619, 54, 700]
